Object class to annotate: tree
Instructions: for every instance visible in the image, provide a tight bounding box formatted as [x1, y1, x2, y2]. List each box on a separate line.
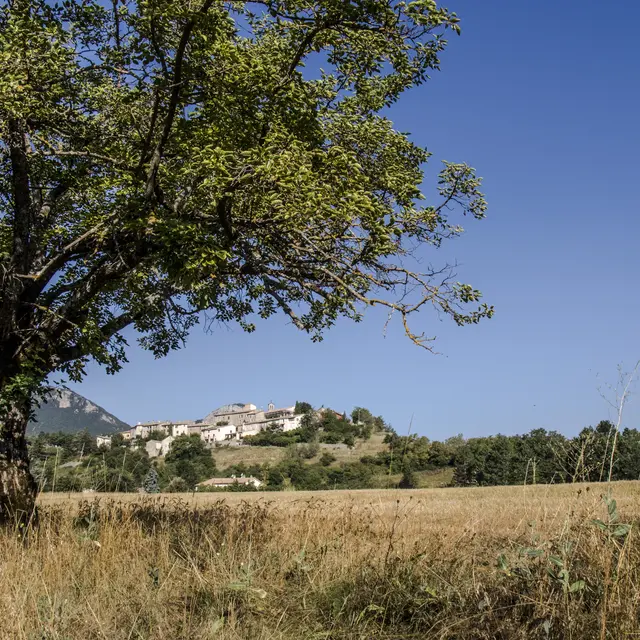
[110, 433, 126, 449]
[143, 468, 160, 494]
[398, 460, 418, 489]
[294, 401, 314, 415]
[0, 0, 492, 522]
[164, 435, 215, 488]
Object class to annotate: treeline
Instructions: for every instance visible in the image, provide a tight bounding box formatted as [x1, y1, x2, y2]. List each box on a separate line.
[28, 416, 640, 493]
[452, 421, 640, 486]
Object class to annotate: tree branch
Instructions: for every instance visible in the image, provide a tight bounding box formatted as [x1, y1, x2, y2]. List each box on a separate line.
[145, 0, 216, 201]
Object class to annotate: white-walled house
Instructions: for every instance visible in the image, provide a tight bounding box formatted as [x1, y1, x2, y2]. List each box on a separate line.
[201, 423, 238, 445]
[171, 421, 196, 437]
[160, 435, 174, 456]
[237, 423, 261, 439]
[96, 435, 112, 448]
[145, 440, 162, 458]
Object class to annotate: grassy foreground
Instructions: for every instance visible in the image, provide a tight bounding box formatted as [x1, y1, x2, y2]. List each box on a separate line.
[3, 483, 640, 639]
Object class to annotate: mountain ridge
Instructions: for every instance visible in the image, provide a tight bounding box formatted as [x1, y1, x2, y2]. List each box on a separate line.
[28, 388, 129, 436]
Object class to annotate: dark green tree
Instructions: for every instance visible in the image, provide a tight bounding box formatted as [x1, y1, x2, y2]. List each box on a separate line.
[165, 435, 215, 488]
[398, 460, 418, 489]
[294, 401, 314, 415]
[143, 468, 160, 494]
[109, 433, 126, 448]
[0, 0, 491, 521]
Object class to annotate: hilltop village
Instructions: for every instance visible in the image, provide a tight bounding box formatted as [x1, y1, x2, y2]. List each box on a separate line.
[96, 402, 342, 458]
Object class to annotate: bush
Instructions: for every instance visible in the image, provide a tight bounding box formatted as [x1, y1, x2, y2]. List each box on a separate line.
[398, 462, 418, 489]
[319, 452, 336, 466]
[298, 442, 320, 459]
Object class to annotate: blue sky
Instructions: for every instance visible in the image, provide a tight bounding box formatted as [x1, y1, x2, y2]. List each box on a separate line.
[71, 0, 640, 439]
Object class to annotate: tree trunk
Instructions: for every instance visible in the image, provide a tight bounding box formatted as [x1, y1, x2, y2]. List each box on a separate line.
[0, 398, 37, 527]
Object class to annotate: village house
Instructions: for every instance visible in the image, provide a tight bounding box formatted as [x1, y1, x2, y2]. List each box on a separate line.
[96, 435, 112, 448]
[187, 423, 204, 436]
[197, 476, 262, 489]
[131, 421, 171, 439]
[234, 403, 303, 439]
[201, 423, 238, 445]
[145, 435, 175, 458]
[204, 403, 261, 426]
[170, 421, 198, 437]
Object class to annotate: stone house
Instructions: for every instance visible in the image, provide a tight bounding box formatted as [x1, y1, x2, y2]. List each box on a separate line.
[132, 421, 171, 439]
[204, 403, 260, 427]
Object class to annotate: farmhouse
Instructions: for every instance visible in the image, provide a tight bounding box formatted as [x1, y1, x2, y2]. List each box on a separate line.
[197, 476, 262, 489]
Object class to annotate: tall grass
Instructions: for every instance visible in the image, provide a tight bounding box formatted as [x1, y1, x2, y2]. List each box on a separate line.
[2, 484, 640, 638]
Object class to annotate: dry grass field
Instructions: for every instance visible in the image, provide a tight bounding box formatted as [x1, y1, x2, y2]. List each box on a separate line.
[3, 482, 640, 639]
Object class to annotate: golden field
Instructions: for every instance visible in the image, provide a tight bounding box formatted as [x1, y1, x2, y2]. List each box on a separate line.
[2, 482, 640, 639]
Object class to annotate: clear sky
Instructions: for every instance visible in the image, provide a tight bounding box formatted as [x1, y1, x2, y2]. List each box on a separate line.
[70, 0, 640, 439]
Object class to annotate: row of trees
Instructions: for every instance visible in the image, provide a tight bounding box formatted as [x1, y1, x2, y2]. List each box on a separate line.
[29, 419, 640, 493]
[452, 422, 640, 486]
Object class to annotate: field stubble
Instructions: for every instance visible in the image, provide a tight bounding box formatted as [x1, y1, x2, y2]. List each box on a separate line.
[3, 482, 640, 639]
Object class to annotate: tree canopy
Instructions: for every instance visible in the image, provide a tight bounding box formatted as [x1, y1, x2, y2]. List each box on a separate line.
[0, 0, 492, 520]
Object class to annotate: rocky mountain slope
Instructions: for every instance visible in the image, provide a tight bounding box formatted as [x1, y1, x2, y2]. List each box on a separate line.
[28, 388, 129, 436]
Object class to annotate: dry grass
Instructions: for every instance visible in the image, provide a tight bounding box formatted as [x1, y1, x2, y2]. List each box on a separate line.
[3, 482, 640, 638]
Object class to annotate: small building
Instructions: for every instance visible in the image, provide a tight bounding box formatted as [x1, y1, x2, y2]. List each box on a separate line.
[197, 476, 262, 489]
[132, 421, 171, 439]
[146, 435, 175, 458]
[237, 423, 261, 439]
[159, 435, 174, 456]
[244, 405, 303, 434]
[145, 440, 162, 458]
[201, 423, 238, 445]
[96, 435, 112, 448]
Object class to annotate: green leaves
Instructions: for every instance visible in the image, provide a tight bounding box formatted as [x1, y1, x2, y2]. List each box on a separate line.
[1, 0, 491, 403]
[591, 494, 632, 540]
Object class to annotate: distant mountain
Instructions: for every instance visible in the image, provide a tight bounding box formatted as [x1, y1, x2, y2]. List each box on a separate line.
[28, 388, 129, 436]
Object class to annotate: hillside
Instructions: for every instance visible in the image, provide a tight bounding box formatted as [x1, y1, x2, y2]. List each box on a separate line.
[28, 388, 129, 436]
[210, 433, 453, 488]
[211, 431, 390, 468]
